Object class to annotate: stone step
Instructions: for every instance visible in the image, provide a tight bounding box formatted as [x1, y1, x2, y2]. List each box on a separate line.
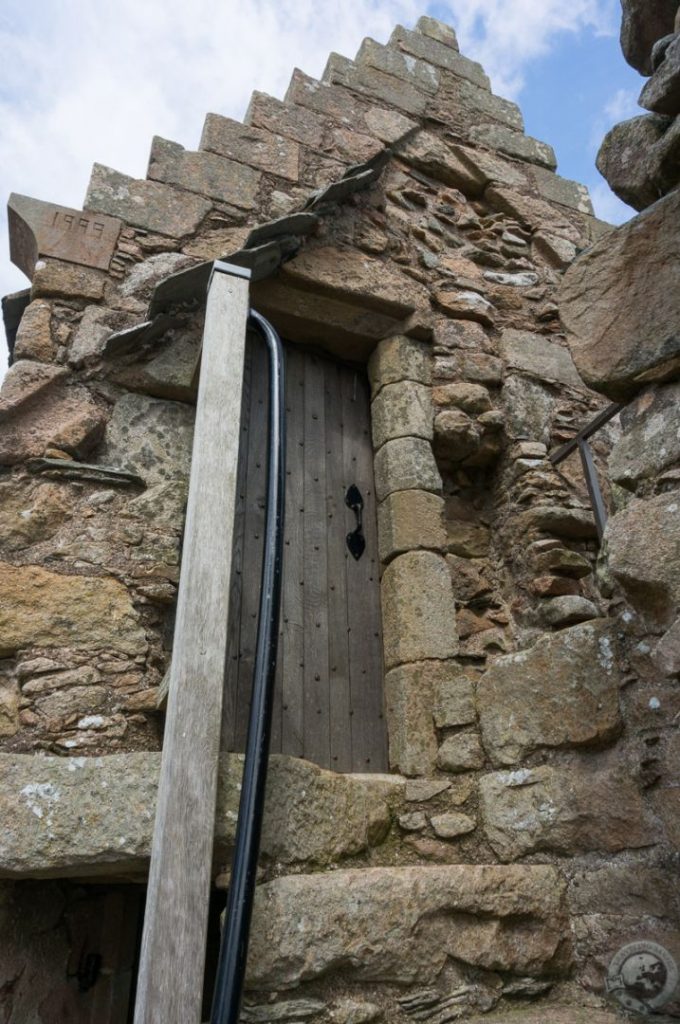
[463, 1010, 625, 1023]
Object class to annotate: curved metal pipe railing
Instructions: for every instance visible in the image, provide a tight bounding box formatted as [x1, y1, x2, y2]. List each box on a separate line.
[210, 309, 286, 1024]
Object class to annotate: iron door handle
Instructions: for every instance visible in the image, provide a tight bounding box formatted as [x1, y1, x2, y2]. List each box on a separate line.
[345, 484, 366, 560]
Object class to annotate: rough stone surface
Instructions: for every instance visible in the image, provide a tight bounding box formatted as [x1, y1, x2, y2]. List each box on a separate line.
[539, 595, 600, 629]
[502, 374, 554, 444]
[247, 865, 568, 988]
[596, 114, 672, 211]
[621, 0, 679, 74]
[0, 368, 105, 464]
[368, 335, 431, 394]
[640, 34, 680, 115]
[385, 661, 439, 775]
[200, 114, 300, 180]
[652, 616, 680, 676]
[31, 260, 106, 302]
[68, 305, 118, 366]
[86, 163, 212, 237]
[609, 381, 680, 489]
[500, 329, 583, 390]
[437, 732, 484, 772]
[0, 481, 72, 551]
[0, 563, 146, 658]
[99, 391, 194, 486]
[433, 288, 496, 326]
[468, 125, 556, 169]
[13, 300, 55, 362]
[356, 39, 441, 96]
[282, 247, 429, 320]
[390, 27, 490, 90]
[515, 505, 598, 540]
[432, 670, 476, 728]
[398, 133, 486, 193]
[532, 231, 577, 270]
[435, 350, 503, 386]
[560, 188, 680, 399]
[529, 166, 594, 215]
[477, 621, 621, 766]
[374, 437, 442, 501]
[382, 552, 457, 669]
[377, 489, 446, 563]
[385, 660, 474, 775]
[148, 136, 262, 207]
[371, 380, 432, 449]
[464, 1011, 625, 1024]
[480, 763, 653, 860]
[0, 753, 401, 877]
[606, 493, 680, 627]
[430, 812, 476, 838]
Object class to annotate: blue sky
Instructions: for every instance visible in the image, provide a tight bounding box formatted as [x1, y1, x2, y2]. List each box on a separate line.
[0, 0, 644, 373]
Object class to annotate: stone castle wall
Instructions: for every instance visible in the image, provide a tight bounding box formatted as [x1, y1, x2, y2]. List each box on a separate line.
[1, 13, 678, 1023]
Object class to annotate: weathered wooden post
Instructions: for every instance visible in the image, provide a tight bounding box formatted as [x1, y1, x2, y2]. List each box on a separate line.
[133, 262, 251, 1024]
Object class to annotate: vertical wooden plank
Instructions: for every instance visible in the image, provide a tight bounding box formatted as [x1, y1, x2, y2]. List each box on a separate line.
[222, 344, 252, 752]
[280, 347, 305, 758]
[133, 267, 249, 1024]
[302, 353, 330, 768]
[233, 335, 269, 751]
[341, 366, 388, 772]
[324, 359, 353, 772]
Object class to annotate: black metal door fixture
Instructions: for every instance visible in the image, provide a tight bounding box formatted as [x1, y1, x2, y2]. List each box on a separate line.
[345, 484, 365, 560]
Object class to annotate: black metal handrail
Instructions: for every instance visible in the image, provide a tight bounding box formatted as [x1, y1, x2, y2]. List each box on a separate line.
[210, 309, 286, 1024]
[549, 402, 622, 541]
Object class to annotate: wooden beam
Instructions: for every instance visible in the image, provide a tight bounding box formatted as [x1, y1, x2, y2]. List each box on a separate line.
[133, 264, 250, 1024]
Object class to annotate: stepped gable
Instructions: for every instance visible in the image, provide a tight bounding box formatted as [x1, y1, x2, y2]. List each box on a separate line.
[6, 14, 603, 348]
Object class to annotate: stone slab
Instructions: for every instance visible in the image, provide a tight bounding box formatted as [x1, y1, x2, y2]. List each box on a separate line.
[356, 38, 441, 95]
[0, 752, 402, 878]
[323, 53, 428, 118]
[8, 193, 121, 279]
[285, 70, 417, 144]
[199, 114, 300, 180]
[98, 391, 195, 487]
[468, 125, 556, 169]
[500, 329, 584, 390]
[381, 551, 457, 668]
[0, 563, 147, 658]
[368, 335, 431, 394]
[621, 0, 678, 74]
[374, 436, 442, 501]
[85, 163, 212, 237]
[389, 26, 489, 90]
[371, 380, 433, 449]
[247, 864, 568, 988]
[606, 493, 680, 628]
[640, 33, 680, 115]
[559, 188, 680, 399]
[477, 621, 621, 766]
[377, 489, 446, 563]
[480, 763, 653, 861]
[148, 136, 261, 208]
[280, 246, 429, 319]
[609, 381, 680, 489]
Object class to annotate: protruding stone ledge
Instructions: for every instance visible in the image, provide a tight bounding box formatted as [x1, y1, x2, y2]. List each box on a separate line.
[0, 752, 403, 880]
[8, 193, 121, 279]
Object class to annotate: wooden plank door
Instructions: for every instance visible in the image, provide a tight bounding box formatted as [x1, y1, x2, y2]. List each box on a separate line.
[223, 337, 387, 773]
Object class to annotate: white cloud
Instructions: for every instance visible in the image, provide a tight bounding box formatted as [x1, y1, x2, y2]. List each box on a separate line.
[1, 0, 618, 376]
[588, 179, 636, 225]
[604, 86, 641, 123]
[442, 0, 618, 96]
